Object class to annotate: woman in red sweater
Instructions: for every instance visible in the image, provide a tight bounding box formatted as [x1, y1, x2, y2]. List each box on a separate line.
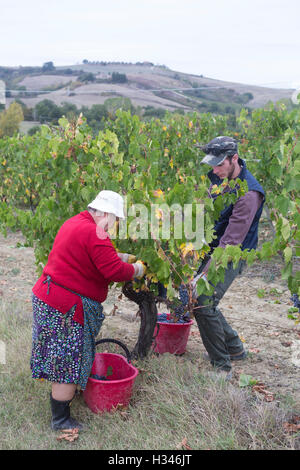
[31, 190, 145, 430]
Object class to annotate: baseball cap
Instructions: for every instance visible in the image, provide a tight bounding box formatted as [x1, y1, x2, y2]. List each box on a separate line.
[200, 136, 238, 166]
[88, 190, 125, 219]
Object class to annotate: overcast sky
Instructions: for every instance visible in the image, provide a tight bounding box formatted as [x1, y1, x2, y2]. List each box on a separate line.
[1, 0, 299, 89]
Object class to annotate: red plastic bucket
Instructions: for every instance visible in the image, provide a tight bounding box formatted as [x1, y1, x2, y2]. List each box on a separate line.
[83, 340, 139, 414]
[152, 314, 194, 355]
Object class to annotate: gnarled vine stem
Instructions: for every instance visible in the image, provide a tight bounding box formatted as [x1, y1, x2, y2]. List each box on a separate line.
[122, 281, 158, 359]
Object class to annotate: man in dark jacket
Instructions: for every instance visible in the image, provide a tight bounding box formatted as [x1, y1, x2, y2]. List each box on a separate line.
[193, 136, 265, 379]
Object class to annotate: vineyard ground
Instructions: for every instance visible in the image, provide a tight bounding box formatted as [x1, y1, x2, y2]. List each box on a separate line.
[0, 229, 299, 408]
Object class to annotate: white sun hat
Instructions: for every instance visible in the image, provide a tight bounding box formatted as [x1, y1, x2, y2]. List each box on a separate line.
[88, 190, 125, 219]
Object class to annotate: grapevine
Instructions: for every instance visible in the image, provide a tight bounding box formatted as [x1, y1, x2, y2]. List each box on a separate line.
[0, 105, 299, 341]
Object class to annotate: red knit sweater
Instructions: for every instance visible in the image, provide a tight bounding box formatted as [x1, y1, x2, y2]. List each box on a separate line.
[32, 211, 134, 325]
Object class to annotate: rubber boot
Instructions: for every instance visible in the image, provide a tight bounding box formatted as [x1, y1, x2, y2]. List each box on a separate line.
[50, 393, 83, 431]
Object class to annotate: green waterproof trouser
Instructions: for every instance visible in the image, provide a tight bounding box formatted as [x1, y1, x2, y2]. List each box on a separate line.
[193, 260, 246, 371]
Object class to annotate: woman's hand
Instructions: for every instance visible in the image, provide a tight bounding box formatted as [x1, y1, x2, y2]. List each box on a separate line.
[117, 253, 137, 263]
[132, 261, 147, 279]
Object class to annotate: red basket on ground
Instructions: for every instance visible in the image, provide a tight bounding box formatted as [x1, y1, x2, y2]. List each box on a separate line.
[83, 339, 139, 414]
[152, 314, 194, 355]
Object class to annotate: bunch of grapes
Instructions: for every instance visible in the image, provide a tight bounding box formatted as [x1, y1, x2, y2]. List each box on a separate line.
[157, 312, 187, 324]
[173, 303, 190, 323]
[291, 294, 300, 312]
[176, 284, 191, 322]
[157, 313, 168, 322]
[179, 284, 189, 306]
[157, 313, 170, 323]
[157, 284, 191, 324]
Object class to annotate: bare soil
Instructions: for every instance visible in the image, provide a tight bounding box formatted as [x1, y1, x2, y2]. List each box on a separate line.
[0, 231, 299, 407]
[18, 74, 77, 90]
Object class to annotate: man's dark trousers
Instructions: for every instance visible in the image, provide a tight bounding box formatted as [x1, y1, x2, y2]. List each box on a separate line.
[193, 260, 246, 371]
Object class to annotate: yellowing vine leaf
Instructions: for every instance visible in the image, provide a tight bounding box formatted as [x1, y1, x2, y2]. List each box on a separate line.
[153, 189, 164, 198]
[180, 242, 194, 258]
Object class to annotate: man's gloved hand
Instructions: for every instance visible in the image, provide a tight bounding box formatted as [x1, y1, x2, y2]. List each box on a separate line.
[132, 260, 147, 279]
[191, 272, 208, 298]
[117, 253, 137, 263]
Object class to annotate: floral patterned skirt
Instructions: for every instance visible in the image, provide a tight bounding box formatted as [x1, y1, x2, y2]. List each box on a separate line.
[30, 294, 84, 384]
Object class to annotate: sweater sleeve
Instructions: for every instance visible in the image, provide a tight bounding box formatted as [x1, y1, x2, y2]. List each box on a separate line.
[87, 227, 135, 282]
[218, 190, 263, 248]
[92, 244, 135, 282]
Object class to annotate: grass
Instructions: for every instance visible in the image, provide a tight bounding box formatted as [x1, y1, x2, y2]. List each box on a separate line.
[0, 297, 299, 450]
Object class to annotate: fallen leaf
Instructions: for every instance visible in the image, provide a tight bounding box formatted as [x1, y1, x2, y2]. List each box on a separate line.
[176, 437, 192, 450]
[264, 393, 275, 402]
[281, 341, 292, 347]
[249, 348, 260, 354]
[283, 416, 300, 433]
[57, 428, 79, 442]
[111, 403, 128, 413]
[252, 382, 275, 402]
[252, 383, 264, 392]
[119, 410, 129, 420]
[283, 422, 300, 433]
[56, 433, 69, 441]
[61, 428, 79, 433]
[138, 367, 151, 374]
[239, 373, 257, 388]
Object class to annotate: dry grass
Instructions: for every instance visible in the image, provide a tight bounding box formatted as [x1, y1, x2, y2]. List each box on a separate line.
[0, 296, 299, 450]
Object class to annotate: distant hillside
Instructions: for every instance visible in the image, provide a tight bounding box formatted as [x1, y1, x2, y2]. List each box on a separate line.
[1, 62, 295, 117]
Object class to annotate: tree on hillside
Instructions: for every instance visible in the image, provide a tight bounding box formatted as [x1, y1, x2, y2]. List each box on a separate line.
[15, 99, 34, 121]
[42, 61, 55, 72]
[81, 104, 109, 133]
[84, 103, 108, 121]
[78, 72, 95, 83]
[34, 99, 61, 123]
[59, 102, 78, 120]
[0, 102, 24, 137]
[111, 72, 127, 83]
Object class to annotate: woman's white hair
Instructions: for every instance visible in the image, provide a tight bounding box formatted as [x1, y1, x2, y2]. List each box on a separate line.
[88, 207, 105, 218]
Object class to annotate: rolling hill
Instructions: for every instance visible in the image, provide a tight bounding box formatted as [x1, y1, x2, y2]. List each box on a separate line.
[2, 62, 295, 116]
